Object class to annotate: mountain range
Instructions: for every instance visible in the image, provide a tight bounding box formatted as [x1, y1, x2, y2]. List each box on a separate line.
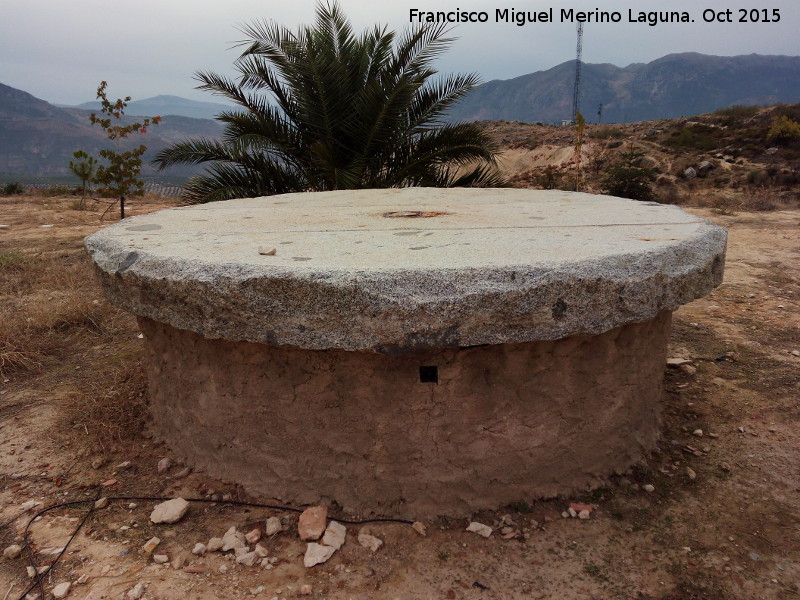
[59, 95, 232, 121]
[0, 84, 223, 179]
[2, 52, 800, 179]
[448, 53, 800, 124]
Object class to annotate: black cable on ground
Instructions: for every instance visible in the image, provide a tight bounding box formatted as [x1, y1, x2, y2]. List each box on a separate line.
[13, 490, 415, 600]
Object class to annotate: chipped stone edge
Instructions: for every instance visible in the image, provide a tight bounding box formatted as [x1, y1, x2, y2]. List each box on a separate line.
[85, 220, 726, 353]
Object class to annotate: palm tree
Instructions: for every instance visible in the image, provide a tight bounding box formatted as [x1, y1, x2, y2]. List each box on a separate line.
[153, 2, 502, 202]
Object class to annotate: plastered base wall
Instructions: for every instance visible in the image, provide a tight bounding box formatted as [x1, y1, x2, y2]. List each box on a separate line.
[139, 311, 672, 518]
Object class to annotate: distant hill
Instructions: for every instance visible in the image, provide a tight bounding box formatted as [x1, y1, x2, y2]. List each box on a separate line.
[0, 83, 223, 179]
[447, 53, 800, 124]
[63, 94, 232, 121]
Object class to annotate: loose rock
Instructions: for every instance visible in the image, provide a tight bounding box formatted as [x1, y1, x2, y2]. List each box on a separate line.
[207, 537, 224, 552]
[245, 528, 262, 544]
[693, 429, 703, 437]
[222, 527, 247, 551]
[258, 247, 277, 256]
[357, 531, 383, 552]
[265, 516, 282, 536]
[298, 506, 328, 541]
[643, 484, 655, 493]
[20, 500, 40, 512]
[142, 537, 161, 554]
[94, 497, 109, 509]
[236, 550, 259, 567]
[172, 466, 191, 479]
[322, 521, 346, 550]
[686, 467, 697, 480]
[150, 498, 189, 524]
[304, 543, 336, 568]
[255, 543, 269, 557]
[153, 554, 169, 564]
[192, 543, 207, 555]
[578, 510, 591, 520]
[3, 544, 22, 559]
[412, 521, 427, 536]
[300, 584, 313, 595]
[27, 565, 49, 578]
[127, 582, 146, 600]
[466, 522, 492, 538]
[157, 458, 172, 473]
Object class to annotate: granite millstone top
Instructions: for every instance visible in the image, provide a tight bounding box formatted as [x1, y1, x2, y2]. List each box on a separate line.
[85, 188, 727, 353]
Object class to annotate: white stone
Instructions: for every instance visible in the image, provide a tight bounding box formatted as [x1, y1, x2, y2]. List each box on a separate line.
[20, 500, 40, 512]
[643, 484, 655, 493]
[115, 461, 132, 469]
[300, 584, 313, 595]
[321, 521, 346, 550]
[568, 507, 577, 518]
[686, 467, 697, 480]
[411, 522, 427, 536]
[693, 429, 704, 437]
[172, 466, 191, 479]
[150, 498, 189, 524]
[466, 522, 492, 538]
[153, 553, 169, 564]
[218, 564, 228, 573]
[357, 532, 383, 552]
[26, 565, 49, 577]
[207, 537, 224, 552]
[254, 543, 269, 557]
[265, 516, 282, 536]
[304, 543, 335, 568]
[258, 247, 277, 256]
[578, 510, 591, 520]
[157, 457, 172, 473]
[192, 543, 207, 555]
[142, 537, 161, 554]
[94, 497, 109, 509]
[3, 544, 21, 559]
[126, 582, 146, 600]
[236, 550, 259, 567]
[76, 574, 89, 585]
[222, 526, 247, 551]
[666, 357, 692, 367]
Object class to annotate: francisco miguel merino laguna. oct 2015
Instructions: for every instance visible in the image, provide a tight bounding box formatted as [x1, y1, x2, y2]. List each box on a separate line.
[408, 8, 783, 26]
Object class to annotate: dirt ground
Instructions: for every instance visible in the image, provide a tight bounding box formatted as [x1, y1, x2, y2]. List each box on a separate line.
[1, 194, 798, 600]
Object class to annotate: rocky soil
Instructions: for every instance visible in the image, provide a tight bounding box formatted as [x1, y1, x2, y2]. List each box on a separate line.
[1, 136, 799, 599]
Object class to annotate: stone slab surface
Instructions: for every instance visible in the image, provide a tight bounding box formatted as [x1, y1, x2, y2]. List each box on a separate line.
[85, 188, 727, 352]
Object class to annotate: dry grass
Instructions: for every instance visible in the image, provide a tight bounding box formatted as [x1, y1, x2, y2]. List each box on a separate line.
[63, 361, 149, 451]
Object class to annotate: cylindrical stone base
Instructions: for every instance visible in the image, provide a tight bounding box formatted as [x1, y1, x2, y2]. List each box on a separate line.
[139, 311, 672, 517]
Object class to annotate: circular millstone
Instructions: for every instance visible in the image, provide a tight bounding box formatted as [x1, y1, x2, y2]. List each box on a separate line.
[85, 188, 726, 353]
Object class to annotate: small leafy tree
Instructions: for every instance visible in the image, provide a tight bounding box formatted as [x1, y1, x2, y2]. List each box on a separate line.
[602, 145, 655, 201]
[767, 115, 800, 144]
[69, 150, 97, 209]
[89, 82, 161, 218]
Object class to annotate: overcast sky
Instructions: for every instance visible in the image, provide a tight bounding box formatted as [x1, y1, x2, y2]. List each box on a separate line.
[1, 0, 798, 106]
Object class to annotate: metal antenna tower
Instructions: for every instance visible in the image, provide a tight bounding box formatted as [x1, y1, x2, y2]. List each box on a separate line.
[572, 23, 583, 120]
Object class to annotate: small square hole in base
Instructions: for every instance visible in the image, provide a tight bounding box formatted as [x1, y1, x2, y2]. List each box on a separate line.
[419, 365, 438, 383]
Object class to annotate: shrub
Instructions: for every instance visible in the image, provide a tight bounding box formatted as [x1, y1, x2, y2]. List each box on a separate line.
[602, 146, 655, 201]
[2, 182, 24, 195]
[767, 115, 800, 144]
[589, 127, 625, 140]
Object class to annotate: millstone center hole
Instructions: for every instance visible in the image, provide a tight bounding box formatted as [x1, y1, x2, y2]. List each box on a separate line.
[383, 211, 449, 218]
[419, 365, 439, 383]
